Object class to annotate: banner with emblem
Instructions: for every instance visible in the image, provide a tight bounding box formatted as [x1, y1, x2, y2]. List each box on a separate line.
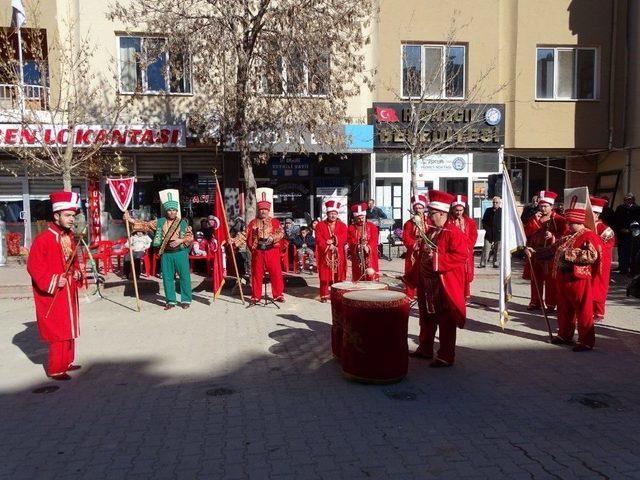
[499, 170, 527, 327]
[107, 177, 136, 212]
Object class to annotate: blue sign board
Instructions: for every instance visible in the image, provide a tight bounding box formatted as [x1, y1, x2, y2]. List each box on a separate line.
[344, 124, 373, 152]
[269, 157, 311, 177]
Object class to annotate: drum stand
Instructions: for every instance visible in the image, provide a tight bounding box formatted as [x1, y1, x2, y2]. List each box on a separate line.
[246, 274, 280, 309]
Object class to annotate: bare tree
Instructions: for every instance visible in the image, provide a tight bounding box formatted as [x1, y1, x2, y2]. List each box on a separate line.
[0, 1, 138, 191]
[109, 0, 374, 220]
[379, 17, 508, 196]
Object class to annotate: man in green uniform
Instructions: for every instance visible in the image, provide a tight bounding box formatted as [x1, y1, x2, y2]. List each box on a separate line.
[124, 189, 193, 310]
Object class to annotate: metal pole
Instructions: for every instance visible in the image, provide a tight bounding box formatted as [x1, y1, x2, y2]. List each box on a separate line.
[16, 26, 26, 118]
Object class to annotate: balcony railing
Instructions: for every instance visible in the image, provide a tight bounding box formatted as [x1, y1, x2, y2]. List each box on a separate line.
[0, 83, 50, 110]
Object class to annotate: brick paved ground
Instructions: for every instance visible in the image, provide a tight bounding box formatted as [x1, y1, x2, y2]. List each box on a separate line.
[0, 258, 639, 479]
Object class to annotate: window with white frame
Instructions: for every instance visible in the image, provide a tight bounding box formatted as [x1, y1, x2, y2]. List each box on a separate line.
[401, 44, 465, 99]
[118, 36, 192, 94]
[262, 52, 330, 97]
[536, 47, 597, 100]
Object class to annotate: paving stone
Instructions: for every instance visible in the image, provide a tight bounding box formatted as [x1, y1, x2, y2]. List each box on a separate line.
[0, 262, 639, 478]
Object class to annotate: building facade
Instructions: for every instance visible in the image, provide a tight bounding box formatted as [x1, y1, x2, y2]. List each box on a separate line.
[0, 0, 637, 246]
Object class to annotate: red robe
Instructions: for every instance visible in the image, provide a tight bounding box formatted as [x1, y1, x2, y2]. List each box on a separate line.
[27, 223, 81, 376]
[347, 220, 379, 281]
[27, 223, 81, 342]
[246, 217, 285, 300]
[448, 215, 478, 298]
[402, 215, 427, 299]
[592, 220, 615, 318]
[316, 219, 348, 299]
[524, 212, 567, 308]
[548, 229, 600, 347]
[408, 225, 467, 364]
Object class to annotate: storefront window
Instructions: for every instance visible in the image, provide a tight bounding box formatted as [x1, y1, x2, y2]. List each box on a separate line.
[472, 152, 499, 172]
[375, 154, 403, 173]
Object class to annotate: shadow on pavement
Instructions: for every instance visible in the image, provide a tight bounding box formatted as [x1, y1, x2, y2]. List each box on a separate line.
[3, 300, 640, 478]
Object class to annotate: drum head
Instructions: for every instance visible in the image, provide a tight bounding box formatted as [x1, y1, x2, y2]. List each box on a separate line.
[331, 281, 387, 292]
[342, 289, 407, 306]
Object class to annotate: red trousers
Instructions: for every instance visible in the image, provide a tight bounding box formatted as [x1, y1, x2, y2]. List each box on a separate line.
[530, 261, 557, 307]
[404, 256, 416, 299]
[416, 312, 457, 364]
[48, 339, 75, 376]
[556, 275, 595, 347]
[251, 248, 284, 300]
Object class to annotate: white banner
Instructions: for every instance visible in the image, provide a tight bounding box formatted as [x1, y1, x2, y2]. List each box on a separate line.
[0, 124, 186, 148]
[499, 170, 527, 327]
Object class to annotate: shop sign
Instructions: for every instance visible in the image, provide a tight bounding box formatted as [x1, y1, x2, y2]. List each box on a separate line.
[371, 103, 504, 149]
[269, 157, 310, 177]
[276, 183, 309, 200]
[191, 194, 212, 204]
[0, 124, 186, 148]
[87, 180, 101, 243]
[228, 124, 373, 154]
[416, 153, 470, 174]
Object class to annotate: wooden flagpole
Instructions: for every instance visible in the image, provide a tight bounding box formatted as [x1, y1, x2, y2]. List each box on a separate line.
[124, 217, 141, 312]
[214, 170, 245, 304]
[110, 168, 141, 312]
[526, 255, 553, 342]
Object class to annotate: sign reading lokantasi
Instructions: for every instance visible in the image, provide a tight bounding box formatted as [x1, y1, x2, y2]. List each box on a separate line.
[0, 124, 186, 148]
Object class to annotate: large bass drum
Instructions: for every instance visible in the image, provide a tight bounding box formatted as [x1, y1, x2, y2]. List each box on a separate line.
[341, 290, 409, 384]
[330, 281, 387, 361]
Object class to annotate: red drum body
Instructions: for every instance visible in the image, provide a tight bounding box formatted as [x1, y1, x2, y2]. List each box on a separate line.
[341, 290, 409, 384]
[330, 281, 387, 360]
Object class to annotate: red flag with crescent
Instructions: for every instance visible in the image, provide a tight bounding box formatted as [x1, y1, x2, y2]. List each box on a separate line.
[107, 177, 136, 212]
[375, 107, 400, 123]
[212, 179, 231, 298]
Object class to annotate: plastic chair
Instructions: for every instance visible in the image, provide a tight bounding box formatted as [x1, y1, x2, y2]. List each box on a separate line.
[189, 253, 211, 274]
[86, 240, 113, 275]
[111, 238, 129, 273]
[280, 240, 291, 272]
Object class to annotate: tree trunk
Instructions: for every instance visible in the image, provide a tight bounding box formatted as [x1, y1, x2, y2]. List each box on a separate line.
[410, 150, 417, 197]
[235, 57, 257, 222]
[240, 142, 257, 222]
[62, 147, 73, 192]
[62, 168, 72, 191]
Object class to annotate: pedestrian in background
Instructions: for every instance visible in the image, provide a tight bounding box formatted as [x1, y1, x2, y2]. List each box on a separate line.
[614, 193, 640, 274]
[520, 194, 538, 225]
[479, 196, 502, 268]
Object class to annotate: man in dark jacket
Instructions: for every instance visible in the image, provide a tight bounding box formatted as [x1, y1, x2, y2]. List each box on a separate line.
[292, 226, 316, 272]
[366, 199, 387, 221]
[520, 195, 538, 225]
[614, 193, 640, 274]
[479, 196, 502, 268]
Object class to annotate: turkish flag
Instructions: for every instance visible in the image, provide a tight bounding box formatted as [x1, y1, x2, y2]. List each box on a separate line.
[212, 180, 230, 298]
[375, 107, 400, 123]
[107, 177, 135, 212]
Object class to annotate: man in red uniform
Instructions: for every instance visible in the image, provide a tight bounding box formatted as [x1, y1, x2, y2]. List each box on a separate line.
[27, 191, 83, 380]
[246, 194, 285, 304]
[448, 194, 478, 300]
[402, 194, 428, 299]
[524, 190, 566, 312]
[347, 202, 379, 281]
[526, 207, 600, 351]
[408, 190, 468, 367]
[316, 200, 348, 302]
[591, 196, 615, 320]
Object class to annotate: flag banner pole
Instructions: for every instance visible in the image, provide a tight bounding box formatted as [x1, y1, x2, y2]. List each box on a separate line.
[499, 163, 527, 327]
[214, 170, 245, 304]
[124, 218, 141, 312]
[526, 255, 554, 342]
[107, 176, 141, 312]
